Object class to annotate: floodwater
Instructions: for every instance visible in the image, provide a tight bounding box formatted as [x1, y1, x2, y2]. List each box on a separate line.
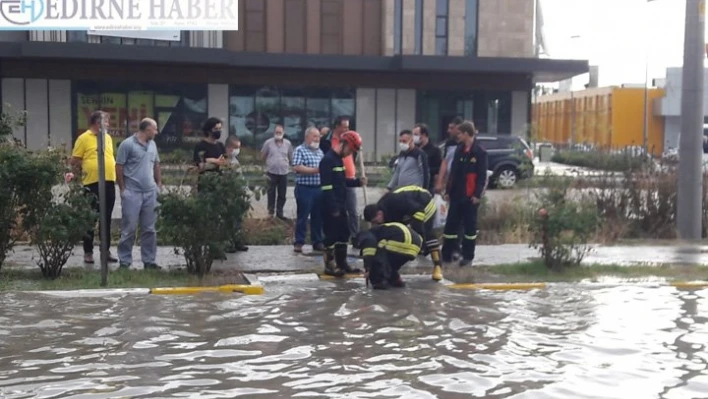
[1, 281, 708, 399]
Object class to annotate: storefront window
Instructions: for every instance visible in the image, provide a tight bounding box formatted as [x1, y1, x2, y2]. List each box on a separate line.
[228, 85, 356, 148]
[74, 82, 207, 150]
[417, 89, 511, 140]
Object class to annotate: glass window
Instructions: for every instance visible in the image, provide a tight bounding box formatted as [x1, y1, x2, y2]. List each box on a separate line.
[414, 0, 423, 55]
[435, 37, 447, 56]
[74, 82, 207, 150]
[255, 86, 281, 144]
[394, 0, 403, 55]
[464, 0, 478, 56]
[331, 88, 355, 130]
[435, 17, 447, 37]
[229, 86, 257, 146]
[436, 0, 448, 16]
[306, 88, 332, 130]
[281, 88, 306, 142]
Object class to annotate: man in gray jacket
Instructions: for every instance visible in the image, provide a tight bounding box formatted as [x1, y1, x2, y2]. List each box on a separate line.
[387, 129, 430, 192]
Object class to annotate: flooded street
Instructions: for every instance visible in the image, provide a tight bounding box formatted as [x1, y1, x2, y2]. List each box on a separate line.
[1, 281, 707, 398]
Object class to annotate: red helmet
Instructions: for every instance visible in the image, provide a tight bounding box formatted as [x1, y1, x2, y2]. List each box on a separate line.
[341, 131, 362, 151]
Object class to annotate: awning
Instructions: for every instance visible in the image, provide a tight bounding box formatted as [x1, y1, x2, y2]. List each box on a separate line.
[0, 41, 588, 83]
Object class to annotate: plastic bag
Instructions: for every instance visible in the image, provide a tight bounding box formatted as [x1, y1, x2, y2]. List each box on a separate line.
[432, 194, 448, 229]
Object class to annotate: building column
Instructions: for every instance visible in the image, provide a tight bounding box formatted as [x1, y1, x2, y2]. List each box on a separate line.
[383, 0, 395, 55]
[48, 80, 72, 148]
[208, 84, 230, 142]
[511, 90, 530, 137]
[448, 0, 466, 56]
[402, 0, 416, 54]
[356, 88, 377, 162]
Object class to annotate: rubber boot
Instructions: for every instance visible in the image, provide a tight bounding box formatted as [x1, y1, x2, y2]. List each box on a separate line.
[429, 244, 444, 282]
[335, 244, 361, 274]
[388, 271, 406, 288]
[324, 247, 345, 277]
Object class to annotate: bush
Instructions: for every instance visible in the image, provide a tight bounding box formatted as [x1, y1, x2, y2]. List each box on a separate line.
[552, 150, 646, 172]
[30, 182, 95, 279]
[158, 170, 251, 277]
[530, 175, 600, 270]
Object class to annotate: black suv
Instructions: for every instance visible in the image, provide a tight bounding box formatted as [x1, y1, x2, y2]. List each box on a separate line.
[475, 135, 534, 188]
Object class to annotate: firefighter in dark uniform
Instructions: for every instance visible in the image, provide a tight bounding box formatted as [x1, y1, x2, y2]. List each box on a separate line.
[362, 185, 443, 281]
[319, 131, 367, 276]
[356, 222, 423, 290]
[441, 121, 488, 267]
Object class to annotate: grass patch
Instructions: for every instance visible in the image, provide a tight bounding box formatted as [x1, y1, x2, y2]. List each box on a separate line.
[442, 261, 708, 284]
[0, 267, 247, 291]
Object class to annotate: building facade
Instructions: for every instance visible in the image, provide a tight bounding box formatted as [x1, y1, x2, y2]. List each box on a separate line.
[0, 0, 586, 160]
[533, 86, 665, 155]
[655, 67, 708, 154]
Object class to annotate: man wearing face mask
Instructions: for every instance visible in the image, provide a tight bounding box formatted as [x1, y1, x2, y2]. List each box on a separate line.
[292, 127, 325, 253]
[387, 129, 430, 192]
[413, 124, 442, 193]
[194, 117, 228, 177]
[261, 125, 293, 220]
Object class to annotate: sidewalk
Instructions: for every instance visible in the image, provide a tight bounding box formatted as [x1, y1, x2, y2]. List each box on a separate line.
[4, 243, 708, 273]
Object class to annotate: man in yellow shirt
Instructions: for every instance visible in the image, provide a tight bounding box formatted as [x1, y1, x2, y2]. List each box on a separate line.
[71, 111, 118, 264]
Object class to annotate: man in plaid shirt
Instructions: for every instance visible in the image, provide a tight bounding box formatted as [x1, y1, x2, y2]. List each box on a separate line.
[292, 127, 325, 253]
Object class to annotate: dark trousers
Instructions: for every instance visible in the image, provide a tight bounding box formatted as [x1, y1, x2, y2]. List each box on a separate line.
[267, 173, 288, 217]
[323, 208, 350, 248]
[294, 185, 323, 246]
[369, 250, 409, 285]
[441, 199, 479, 261]
[346, 187, 359, 237]
[83, 181, 116, 254]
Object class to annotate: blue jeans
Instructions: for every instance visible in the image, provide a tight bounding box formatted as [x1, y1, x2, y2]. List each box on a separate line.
[294, 185, 323, 246]
[118, 188, 158, 265]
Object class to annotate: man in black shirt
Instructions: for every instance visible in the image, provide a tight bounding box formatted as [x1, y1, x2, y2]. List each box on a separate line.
[413, 123, 442, 193]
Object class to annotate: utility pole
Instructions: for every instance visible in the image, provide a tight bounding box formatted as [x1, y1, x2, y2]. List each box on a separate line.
[97, 113, 109, 286]
[677, 0, 705, 240]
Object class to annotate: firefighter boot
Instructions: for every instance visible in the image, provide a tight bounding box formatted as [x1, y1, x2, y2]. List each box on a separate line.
[324, 247, 345, 277]
[335, 244, 361, 274]
[427, 240, 444, 282]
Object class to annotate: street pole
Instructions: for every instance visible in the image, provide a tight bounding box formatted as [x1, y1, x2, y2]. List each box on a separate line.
[677, 0, 705, 240]
[643, 60, 649, 154]
[97, 113, 109, 286]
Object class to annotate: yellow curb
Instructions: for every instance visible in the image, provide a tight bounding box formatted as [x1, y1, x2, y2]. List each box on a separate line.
[670, 281, 708, 289]
[448, 283, 547, 291]
[150, 285, 264, 295]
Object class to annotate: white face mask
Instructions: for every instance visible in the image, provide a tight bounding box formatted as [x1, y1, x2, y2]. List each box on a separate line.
[399, 142, 410, 152]
[310, 141, 320, 150]
[275, 133, 284, 140]
[413, 135, 421, 144]
[232, 149, 240, 157]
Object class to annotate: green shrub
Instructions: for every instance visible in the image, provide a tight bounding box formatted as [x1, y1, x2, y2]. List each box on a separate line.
[551, 150, 646, 172]
[158, 170, 251, 277]
[530, 175, 600, 270]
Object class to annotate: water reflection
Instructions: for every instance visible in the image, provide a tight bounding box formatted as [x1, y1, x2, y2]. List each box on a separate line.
[0, 282, 706, 398]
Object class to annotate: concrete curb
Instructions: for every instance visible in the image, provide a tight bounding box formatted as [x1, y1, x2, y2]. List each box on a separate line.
[21, 284, 265, 297]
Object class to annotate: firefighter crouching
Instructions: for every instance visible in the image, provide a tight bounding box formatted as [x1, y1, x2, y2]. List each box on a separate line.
[319, 131, 367, 276]
[441, 121, 488, 267]
[363, 185, 443, 281]
[356, 222, 422, 289]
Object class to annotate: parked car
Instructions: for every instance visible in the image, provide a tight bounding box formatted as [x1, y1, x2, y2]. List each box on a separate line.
[390, 135, 534, 189]
[476, 135, 535, 188]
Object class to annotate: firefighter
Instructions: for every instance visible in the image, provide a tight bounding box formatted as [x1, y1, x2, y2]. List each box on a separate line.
[362, 185, 443, 282]
[441, 121, 488, 267]
[355, 222, 422, 290]
[319, 131, 367, 276]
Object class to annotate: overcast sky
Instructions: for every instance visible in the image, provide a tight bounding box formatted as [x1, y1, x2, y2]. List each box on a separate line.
[542, 0, 691, 86]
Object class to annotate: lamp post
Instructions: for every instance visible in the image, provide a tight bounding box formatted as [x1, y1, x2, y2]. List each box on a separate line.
[644, 0, 661, 155]
[97, 113, 109, 286]
[677, 0, 705, 240]
[569, 35, 582, 146]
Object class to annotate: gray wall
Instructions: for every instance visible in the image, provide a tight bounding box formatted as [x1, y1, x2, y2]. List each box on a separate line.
[208, 84, 229, 143]
[355, 88, 416, 162]
[1, 78, 72, 150]
[511, 90, 530, 137]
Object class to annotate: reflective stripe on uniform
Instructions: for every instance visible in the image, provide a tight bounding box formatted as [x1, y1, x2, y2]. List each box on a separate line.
[362, 248, 376, 257]
[321, 185, 333, 190]
[393, 185, 427, 194]
[380, 222, 420, 257]
[464, 234, 477, 240]
[443, 234, 458, 239]
[333, 167, 345, 172]
[413, 211, 426, 221]
[423, 199, 436, 221]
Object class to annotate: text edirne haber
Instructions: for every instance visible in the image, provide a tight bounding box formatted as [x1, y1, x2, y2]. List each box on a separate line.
[44, 0, 237, 21]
